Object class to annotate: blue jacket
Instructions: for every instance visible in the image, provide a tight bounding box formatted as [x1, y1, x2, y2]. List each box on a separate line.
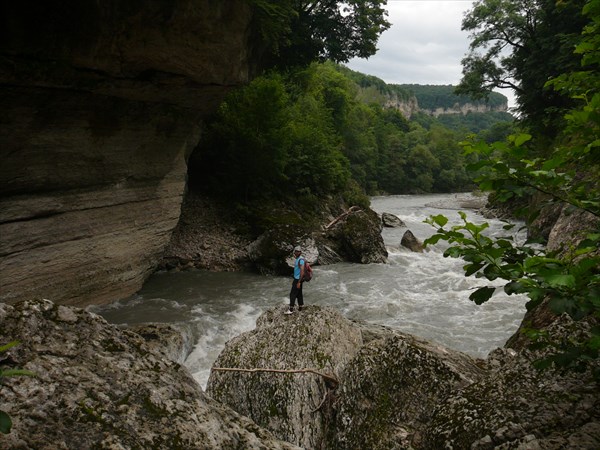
[294, 256, 305, 280]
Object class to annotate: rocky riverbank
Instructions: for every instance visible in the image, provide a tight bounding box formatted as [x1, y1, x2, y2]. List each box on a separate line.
[208, 306, 599, 449]
[4, 298, 595, 449]
[158, 191, 388, 275]
[0, 299, 300, 450]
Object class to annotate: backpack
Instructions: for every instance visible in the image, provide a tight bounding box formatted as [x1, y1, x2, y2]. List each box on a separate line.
[302, 259, 313, 282]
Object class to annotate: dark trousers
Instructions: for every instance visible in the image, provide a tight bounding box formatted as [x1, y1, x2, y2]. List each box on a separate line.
[289, 278, 303, 308]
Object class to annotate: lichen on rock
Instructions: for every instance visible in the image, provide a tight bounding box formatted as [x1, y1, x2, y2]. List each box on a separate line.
[0, 299, 300, 449]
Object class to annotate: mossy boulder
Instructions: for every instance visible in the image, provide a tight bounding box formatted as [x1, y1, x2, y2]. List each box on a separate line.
[324, 208, 388, 264]
[206, 306, 363, 449]
[326, 324, 483, 449]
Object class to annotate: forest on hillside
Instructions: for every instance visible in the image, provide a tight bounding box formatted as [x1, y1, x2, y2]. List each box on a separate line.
[400, 84, 507, 110]
[190, 61, 514, 208]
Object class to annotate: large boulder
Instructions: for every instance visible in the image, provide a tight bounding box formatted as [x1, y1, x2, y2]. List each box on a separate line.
[0, 299, 300, 450]
[423, 315, 600, 449]
[324, 208, 388, 264]
[327, 322, 484, 449]
[206, 306, 483, 449]
[207, 306, 363, 449]
[0, 1, 255, 306]
[382, 212, 405, 228]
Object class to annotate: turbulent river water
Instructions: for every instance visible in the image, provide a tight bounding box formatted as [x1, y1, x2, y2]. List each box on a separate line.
[92, 193, 527, 389]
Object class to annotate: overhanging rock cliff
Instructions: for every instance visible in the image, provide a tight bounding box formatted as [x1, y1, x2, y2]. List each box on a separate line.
[0, 1, 255, 306]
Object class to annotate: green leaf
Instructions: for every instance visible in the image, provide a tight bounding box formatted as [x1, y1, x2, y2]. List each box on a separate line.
[504, 281, 525, 295]
[430, 214, 448, 227]
[469, 286, 496, 305]
[444, 247, 463, 258]
[0, 410, 11, 434]
[464, 262, 485, 276]
[545, 274, 576, 289]
[423, 234, 444, 246]
[513, 133, 532, 147]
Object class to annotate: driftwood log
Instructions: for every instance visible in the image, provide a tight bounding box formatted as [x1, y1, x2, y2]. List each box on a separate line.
[325, 206, 362, 230]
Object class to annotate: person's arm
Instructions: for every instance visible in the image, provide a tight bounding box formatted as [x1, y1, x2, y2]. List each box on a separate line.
[298, 260, 304, 286]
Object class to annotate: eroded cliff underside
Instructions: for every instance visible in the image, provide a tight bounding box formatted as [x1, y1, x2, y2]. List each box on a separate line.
[0, 1, 254, 306]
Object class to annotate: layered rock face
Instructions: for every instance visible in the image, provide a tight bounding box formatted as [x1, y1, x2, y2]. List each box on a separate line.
[0, 1, 254, 306]
[0, 299, 300, 449]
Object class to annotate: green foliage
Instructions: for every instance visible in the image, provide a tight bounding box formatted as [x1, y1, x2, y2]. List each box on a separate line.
[190, 59, 512, 226]
[1, 341, 36, 434]
[457, 0, 588, 137]
[400, 84, 507, 110]
[259, 0, 391, 69]
[190, 74, 291, 201]
[435, 111, 515, 135]
[425, 0, 600, 375]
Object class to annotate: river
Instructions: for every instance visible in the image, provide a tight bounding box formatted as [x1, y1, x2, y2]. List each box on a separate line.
[91, 193, 527, 389]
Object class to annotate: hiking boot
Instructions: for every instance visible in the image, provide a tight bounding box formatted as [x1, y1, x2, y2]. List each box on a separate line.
[298, 306, 303, 312]
[284, 309, 294, 315]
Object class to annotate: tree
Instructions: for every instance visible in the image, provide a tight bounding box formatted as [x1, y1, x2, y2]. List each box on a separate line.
[256, 0, 391, 69]
[189, 74, 291, 201]
[457, 0, 588, 135]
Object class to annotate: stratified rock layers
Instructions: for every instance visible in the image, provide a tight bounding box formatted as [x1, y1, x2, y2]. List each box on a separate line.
[0, 1, 253, 306]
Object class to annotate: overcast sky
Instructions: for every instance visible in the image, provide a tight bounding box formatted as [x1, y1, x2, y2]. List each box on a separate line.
[345, 0, 517, 108]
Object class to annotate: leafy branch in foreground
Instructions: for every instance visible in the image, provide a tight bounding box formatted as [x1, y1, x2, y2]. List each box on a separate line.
[424, 212, 599, 374]
[424, 0, 600, 375]
[0, 341, 36, 434]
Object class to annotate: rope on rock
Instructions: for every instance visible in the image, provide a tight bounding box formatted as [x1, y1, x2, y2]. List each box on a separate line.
[211, 367, 339, 387]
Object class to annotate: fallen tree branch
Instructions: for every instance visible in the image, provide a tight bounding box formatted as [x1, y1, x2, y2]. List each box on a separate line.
[211, 367, 339, 387]
[311, 390, 330, 413]
[325, 206, 362, 230]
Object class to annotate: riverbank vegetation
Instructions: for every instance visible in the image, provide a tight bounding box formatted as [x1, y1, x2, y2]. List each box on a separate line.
[189, 62, 513, 210]
[427, 0, 600, 375]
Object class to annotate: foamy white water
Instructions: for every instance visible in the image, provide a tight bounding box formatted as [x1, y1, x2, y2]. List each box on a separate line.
[92, 193, 527, 389]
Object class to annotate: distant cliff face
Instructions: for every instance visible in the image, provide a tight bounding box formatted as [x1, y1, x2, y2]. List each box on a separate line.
[384, 95, 420, 119]
[383, 96, 507, 119]
[421, 102, 508, 117]
[0, 1, 254, 306]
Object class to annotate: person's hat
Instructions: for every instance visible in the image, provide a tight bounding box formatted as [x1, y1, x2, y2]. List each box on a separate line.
[293, 246, 302, 252]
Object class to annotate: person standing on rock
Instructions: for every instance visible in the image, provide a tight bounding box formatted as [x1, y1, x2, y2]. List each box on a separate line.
[286, 246, 305, 314]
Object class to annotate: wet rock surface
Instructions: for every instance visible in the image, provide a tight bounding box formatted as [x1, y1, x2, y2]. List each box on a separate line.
[323, 208, 388, 264]
[382, 212, 405, 228]
[401, 229, 424, 252]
